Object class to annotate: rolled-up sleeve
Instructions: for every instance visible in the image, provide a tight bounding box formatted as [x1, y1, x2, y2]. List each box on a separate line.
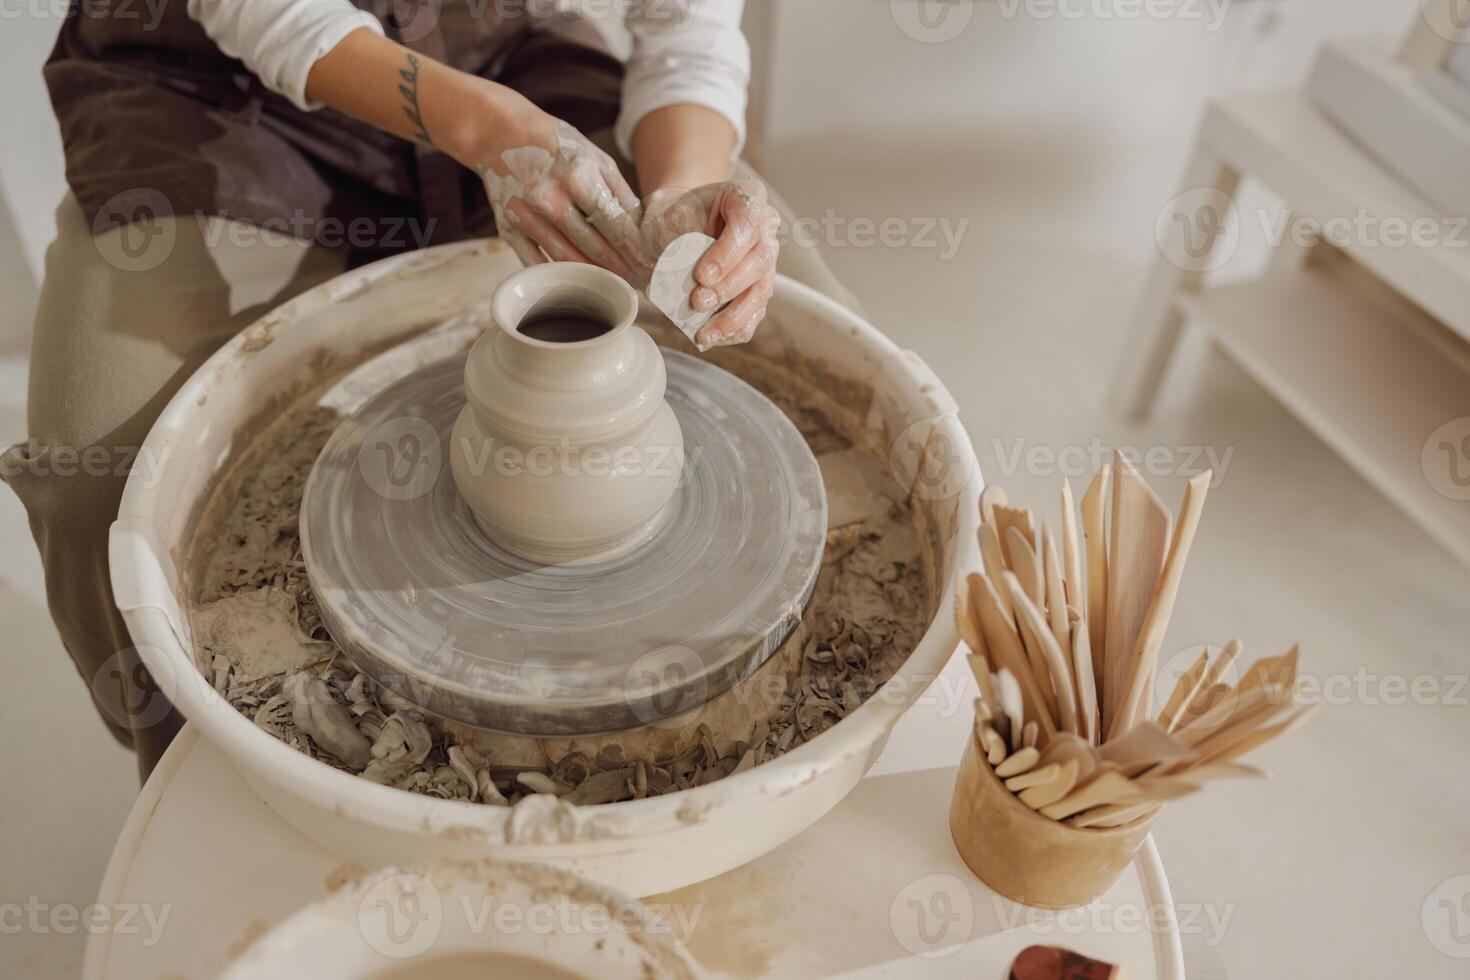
[186, 0, 384, 111]
[615, 0, 750, 160]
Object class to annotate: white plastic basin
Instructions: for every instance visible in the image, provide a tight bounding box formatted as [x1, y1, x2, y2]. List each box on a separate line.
[109, 239, 982, 897]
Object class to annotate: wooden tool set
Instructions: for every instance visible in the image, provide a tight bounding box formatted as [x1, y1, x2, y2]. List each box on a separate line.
[954, 453, 1317, 831]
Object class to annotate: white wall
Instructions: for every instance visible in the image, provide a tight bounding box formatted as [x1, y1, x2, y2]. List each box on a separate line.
[0, 8, 68, 349]
[0, 9, 67, 273]
[753, 0, 1421, 270]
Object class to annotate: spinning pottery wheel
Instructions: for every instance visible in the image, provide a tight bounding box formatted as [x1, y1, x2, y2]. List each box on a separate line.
[300, 265, 827, 735]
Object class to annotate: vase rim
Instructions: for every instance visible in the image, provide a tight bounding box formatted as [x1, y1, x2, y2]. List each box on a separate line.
[491, 262, 639, 353]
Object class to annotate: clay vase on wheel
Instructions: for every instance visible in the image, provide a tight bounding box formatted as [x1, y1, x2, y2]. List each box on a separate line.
[450, 263, 685, 564]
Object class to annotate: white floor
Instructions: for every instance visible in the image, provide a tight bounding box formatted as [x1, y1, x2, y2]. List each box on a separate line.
[5, 5, 1470, 979]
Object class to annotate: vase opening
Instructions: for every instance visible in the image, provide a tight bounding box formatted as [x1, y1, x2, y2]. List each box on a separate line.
[516, 306, 616, 344]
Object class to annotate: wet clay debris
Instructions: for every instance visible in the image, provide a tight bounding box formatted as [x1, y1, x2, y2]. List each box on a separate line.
[190, 356, 932, 807]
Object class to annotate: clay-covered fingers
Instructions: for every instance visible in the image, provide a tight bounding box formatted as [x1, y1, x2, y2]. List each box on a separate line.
[522, 181, 638, 280]
[694, 182, 775, 291]
[550, 123, 647, 277]
[502, 229, 547, 267]
[695, 275, 775, 348]
[692, 236, 775, 313]
[505, 198, 594, 265]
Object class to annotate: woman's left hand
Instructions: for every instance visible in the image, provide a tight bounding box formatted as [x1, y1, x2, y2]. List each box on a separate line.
[640, 178, 781, 348]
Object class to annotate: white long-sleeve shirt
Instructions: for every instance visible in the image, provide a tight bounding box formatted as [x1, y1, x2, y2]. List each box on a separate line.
[185, 0, 749, 158]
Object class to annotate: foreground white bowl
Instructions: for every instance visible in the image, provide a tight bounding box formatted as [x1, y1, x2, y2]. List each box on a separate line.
[110, 239, 981, 897]
[220, 860, 707, 980]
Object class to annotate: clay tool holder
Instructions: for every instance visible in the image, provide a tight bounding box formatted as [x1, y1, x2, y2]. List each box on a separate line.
[950, 459, 1317, 907]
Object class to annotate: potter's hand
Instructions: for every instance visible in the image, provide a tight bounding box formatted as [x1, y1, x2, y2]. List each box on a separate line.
[468, 101, 649, 284]
[640, 179, 781, 348]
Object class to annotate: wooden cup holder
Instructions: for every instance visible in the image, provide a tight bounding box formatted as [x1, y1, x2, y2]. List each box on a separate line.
[949, 732, 1158, 910]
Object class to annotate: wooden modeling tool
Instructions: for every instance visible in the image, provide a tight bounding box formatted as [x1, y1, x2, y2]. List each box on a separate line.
[994, 504, 1036, 568]
[1081, 466, 1110, 692]
[1067, 607, 1099, 744]
[1007, 575, 1080, 735]
[1102, 454, 1169, 735]
[1038, 732, 1099, 785]
[1060, 478, 1085, 610]
[980, 484, 1009, 530]
[1018, 758, 1080, 809]
[1040, 772, 1142, 820]
[1008, 527, 1047, 610]
[1156, 648, 1210, 733]
[993, 668, 1025, 749]
[973, 574, 1057, 738]
[996, 746, 1042, 778]
[1112, 471, 1211, 738]
[1006, 763, 1061, 792]
[1022, 720, 1040, 749]
[979, 524, 1016, 619]
[1042, 526, 1072, 661]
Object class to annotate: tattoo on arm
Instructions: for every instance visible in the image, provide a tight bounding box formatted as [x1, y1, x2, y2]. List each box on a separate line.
[398, 52, 431, 146]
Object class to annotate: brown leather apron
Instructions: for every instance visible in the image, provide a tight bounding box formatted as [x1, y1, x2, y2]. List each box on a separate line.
[44, 0, 624, 261]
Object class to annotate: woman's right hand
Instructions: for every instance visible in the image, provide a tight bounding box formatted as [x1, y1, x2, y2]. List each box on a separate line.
[453, 92, 649, 285]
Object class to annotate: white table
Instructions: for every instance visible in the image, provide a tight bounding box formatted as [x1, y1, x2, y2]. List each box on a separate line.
[1116, 88, 1470, 567]
[82, 655, 1185, 979]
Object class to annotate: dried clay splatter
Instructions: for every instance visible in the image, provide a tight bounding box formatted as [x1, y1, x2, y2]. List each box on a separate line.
[191, 382, 929, 808]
